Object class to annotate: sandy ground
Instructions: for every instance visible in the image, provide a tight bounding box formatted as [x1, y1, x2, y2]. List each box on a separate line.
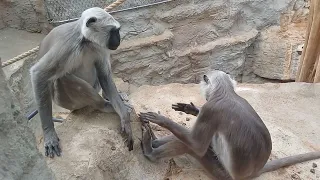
[36, 81, 320, 180]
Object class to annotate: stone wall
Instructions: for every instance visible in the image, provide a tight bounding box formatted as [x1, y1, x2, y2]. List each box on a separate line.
[0, 0, 48, 33]
[109, 0, 310, 85]
[2, 0, 310, 85]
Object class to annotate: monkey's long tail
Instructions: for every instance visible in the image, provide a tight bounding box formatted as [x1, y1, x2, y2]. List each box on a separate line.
[258, 152, 320, 175]
[26, 109, 63, 123]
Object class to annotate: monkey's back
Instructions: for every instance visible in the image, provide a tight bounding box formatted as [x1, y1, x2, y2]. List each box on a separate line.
[209, 93, 272, 179]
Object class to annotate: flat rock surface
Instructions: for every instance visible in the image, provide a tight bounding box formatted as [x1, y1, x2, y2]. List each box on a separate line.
[40, 82, 320, 180]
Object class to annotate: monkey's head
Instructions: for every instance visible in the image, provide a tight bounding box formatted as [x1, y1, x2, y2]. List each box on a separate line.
[80, 7, 121, 50]
[200, 70, 237, 101]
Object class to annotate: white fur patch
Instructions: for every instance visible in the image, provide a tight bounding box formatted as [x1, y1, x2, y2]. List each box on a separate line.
[212, 133, 234, 179]
[227, 74, 237, 89]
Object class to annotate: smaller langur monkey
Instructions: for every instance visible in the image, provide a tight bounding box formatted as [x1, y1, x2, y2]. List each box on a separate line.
[139, 70, 320, 180]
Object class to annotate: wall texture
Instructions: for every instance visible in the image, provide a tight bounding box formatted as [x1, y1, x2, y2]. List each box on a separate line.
[2, 0, 310, 85]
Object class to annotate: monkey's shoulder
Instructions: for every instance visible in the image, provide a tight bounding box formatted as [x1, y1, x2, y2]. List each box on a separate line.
[202, 95, 261, 121]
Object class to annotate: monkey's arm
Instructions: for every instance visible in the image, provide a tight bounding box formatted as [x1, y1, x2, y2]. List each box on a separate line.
[140, 110, 214, 157]
[95, 60, 133, 151]
[30, 49, 61, 157]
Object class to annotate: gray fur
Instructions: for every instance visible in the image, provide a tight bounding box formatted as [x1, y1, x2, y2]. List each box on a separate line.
[30, 7, 133, 158]
[139, 70, 320, 180]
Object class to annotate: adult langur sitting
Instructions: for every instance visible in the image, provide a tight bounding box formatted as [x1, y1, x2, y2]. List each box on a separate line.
[30, 7, 133, 158]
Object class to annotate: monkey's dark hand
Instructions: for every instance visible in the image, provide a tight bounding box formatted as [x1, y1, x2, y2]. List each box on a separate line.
[172, 102, 199, 116]
[139, 112, 170, 127]
[121, 112, 134, 151]
[43, 129, 61, 158]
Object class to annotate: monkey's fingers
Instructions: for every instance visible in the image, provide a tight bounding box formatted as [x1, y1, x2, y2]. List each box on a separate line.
[127, 137, 134, 151]
[141, 127, 153, 155]
[149, 128, 157, 140]
[138, 114, 150, 124]
[172, 103, 187, 112]
[144, 122, 157, 140]
[139, 112, 157, 121]
[45, 146, 49, 157]
[53, 145, 61, 156]
[172, 104, 182, 111]
[48, 146, 54, 158]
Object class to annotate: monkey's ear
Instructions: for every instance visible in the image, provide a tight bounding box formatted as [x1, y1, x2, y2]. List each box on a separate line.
[203, 75, 209, 84]
[86, 17, 97, 27]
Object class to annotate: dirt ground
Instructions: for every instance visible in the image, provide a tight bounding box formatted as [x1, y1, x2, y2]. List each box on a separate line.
[39, 82, 320, 180]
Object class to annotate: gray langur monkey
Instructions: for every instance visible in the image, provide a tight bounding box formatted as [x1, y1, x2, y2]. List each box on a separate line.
[30, 7, 133, 158]
[139, 70, 320, 180]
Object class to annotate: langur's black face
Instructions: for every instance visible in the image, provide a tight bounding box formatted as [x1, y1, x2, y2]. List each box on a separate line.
[108, 27, 121, 50]
[82, 10, 121, 50]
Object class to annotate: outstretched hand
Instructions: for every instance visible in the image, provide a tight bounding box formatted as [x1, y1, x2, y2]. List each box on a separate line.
[138, 112, 170, 127]
[172, 102, 199, 116]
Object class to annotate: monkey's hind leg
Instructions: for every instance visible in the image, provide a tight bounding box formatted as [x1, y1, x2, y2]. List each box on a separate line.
[141, 126, 190, 161]
[57, 74, 115, 113]
[141, 127, 232, 179]
[152, 134, 176, 148]
[194, 148, 234, 180]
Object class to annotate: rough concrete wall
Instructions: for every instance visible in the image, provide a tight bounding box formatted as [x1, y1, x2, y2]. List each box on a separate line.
[108, 0, 309, 85]
[0, 60, 54, 180]
[243, 0, 310, 82]
[0, 0, 47, 32]
[1, 0, 310, 84]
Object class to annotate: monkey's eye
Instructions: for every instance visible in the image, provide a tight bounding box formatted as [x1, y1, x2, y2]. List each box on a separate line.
[86, 17, 97, 27]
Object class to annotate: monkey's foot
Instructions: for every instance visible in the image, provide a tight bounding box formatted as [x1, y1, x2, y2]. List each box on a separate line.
[140, 117, 157, 140]
[172, 102, 199, 116]
[44, 129, 61, 158]
[141, 125, 155, 162]
[138, 112, 170, 127]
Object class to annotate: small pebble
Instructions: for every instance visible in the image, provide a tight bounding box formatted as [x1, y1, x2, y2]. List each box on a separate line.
[186, 117, 190, 121]
[182, 123, 186, 126]
[291, 173, 301, 180]
[310, 169, 315, 174]
[313, 163, 318, 168]
[111, 146, 116, 151]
